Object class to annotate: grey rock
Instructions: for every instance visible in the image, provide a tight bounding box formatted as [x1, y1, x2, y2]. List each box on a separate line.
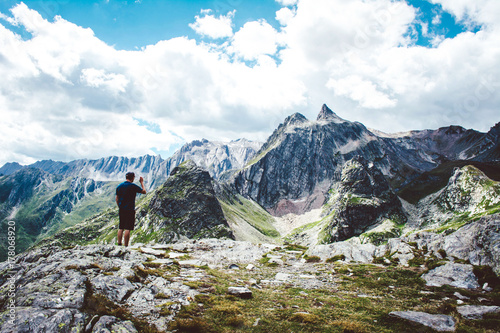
[406, 213, 500, 275]
[457, 305, 500, 320]
[16, 269, 87, 309]
[307, 240, 384, 263]
[0, 307, 86, 333]
[91, 315, 138, 333]
[275, 273, 291, 281]
[91, 275, 136, 303]
[422, 262, 480, 289]
[389, 311, 456, 332]
[228, 286, 253, 299]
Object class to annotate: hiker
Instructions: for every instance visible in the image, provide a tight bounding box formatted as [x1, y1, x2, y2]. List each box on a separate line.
[115, 172, 146, 246]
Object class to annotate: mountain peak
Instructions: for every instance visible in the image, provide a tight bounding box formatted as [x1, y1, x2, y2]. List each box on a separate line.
[317, 104, 344, 122]
[284, 112, 308, 127]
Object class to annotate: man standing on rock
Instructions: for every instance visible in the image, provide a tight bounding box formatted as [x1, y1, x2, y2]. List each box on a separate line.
[116, 172, 146, 246]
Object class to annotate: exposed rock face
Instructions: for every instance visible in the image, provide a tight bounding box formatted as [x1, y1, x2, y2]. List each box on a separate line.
[0, 244, 199, 332]
[406, 213, 500, 275]
[0, 162, 22, 176]
[234, 105, 395, 216]
[320, 156, 406, 243]
[136, 160, 234, 243]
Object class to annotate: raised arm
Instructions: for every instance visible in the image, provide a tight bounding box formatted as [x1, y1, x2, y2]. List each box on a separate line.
[139, 176, 147, 194]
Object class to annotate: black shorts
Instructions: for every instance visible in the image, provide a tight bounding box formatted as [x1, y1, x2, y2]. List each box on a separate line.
[119, 209, 136, 230]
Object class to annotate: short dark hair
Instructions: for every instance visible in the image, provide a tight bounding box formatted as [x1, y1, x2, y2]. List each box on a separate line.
[125, 172, 135, 180]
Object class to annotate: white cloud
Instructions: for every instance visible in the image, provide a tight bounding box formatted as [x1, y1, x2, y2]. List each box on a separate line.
[430, 0, 500, 27]
[230, 20, 279, 60]
[189, 10, 234, 39]
[276, 7, 295, 26]
[327, 75, 396, 109]
[81, 68, 128, 93]
[276, 0, 298, 6]
[1, 0, 499, 166]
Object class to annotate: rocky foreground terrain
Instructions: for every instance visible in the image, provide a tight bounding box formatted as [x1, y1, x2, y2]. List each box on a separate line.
[1, 213, 499, 333]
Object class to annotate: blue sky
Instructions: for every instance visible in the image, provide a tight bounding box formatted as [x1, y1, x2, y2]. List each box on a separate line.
[0, 0, 477, 49]
[0, 0, 283, 49]
[0, 0, 498, 165]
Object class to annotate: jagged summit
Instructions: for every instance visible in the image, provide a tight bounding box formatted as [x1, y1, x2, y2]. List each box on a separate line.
[317, 104, 345, 122]
[283, 112, 308, 127]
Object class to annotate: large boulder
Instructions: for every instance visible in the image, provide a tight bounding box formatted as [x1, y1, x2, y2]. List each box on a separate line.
[422, 262, 480, 289]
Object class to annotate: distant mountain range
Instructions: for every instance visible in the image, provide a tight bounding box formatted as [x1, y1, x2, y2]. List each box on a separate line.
[1, 104, 499, 261]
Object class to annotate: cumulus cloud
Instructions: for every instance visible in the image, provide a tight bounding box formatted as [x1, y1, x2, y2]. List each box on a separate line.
[230, 20, 280, 61]
[189, 10, 234, 39]
[276, 7, 295, 26]
[0, 0, 499, 166]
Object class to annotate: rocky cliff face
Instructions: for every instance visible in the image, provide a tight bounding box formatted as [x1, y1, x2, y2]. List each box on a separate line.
[319, 156, 406, 243]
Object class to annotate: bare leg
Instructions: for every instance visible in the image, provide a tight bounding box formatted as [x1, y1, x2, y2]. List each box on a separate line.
[124, 229, 131, 247]
[117, 229, 123, 245]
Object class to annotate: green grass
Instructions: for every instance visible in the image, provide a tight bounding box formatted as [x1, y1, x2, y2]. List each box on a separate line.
[165, 261, 500, 333]
[219, 194, 280, 238]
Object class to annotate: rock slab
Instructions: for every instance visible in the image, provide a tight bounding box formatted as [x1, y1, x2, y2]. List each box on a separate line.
[421, 262, 480, 289]
[389, 311, 456, 332]
[457, 305, 500, 320]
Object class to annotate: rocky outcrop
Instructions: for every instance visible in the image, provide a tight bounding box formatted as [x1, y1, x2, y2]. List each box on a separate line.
[413, 165, 500, 229]
[0, 244, 199, 332]
[135, 160, 234, 243]
[319, 156, 406, 243]
[406, 213, 500, 275]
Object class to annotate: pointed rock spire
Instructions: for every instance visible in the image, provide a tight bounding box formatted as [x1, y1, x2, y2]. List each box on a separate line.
[317, 104, 344, 122]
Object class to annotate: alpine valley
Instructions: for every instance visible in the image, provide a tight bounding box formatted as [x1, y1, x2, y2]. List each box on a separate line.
[1, 105, 500, 332]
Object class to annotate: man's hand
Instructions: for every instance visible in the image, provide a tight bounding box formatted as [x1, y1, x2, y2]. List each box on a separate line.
[139, 176, 146, 194]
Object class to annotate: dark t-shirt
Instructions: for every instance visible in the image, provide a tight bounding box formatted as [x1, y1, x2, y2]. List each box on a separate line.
[116, 181, 143, 211]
